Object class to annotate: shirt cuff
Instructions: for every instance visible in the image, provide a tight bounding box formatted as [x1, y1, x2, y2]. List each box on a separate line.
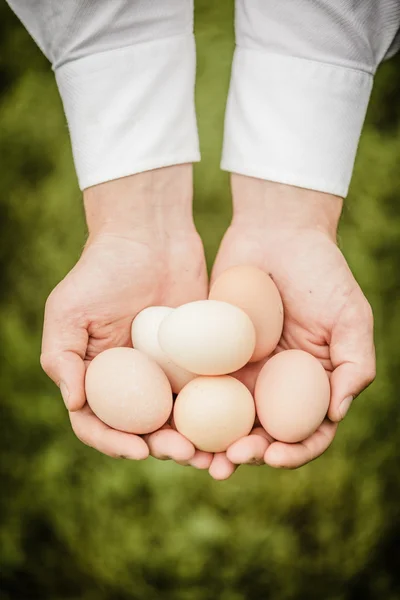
[55, 33, 200, 190]
[221, 47, 373, 198]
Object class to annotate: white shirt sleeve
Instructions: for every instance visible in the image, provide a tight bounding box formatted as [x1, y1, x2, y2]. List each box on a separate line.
[6, 0, 200, 190]
[222, 0, 400, 197]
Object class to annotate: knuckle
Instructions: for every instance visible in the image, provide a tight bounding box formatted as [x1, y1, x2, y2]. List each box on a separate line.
[365, 359, 377, 385]
[364, 301, 374, 328]
[40, 352, 56, 377]
[348, 293, 374, 329]
[356, 357, 376, 392]
[45, 283, 82, 321]
[44, 287, 62, 315]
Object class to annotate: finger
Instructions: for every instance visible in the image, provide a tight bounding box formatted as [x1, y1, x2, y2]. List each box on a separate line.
[208, 452, 237, 480]
[187, 450, 214, 469]
[264, 419, 337, 469]
[226, 428, 272, 465]
[144, 426, 195, 462]
[70, 404, 149, 460]
[163, 416, 210, 467]
[328, 294, 376, 422]
[41, 290, 88, 411]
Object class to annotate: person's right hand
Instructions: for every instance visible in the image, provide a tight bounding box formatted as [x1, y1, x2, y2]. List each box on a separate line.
[40, 166, 212, 466]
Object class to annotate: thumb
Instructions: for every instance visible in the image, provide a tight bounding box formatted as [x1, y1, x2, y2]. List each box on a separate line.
[328, 294, 376, 422]
[40, 290, 88, 411]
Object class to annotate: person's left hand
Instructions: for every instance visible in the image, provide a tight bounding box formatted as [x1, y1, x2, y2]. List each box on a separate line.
[205, 176, 376, 480]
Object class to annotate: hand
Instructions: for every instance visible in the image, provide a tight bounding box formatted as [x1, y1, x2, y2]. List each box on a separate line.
[40, 166, 212, 467]
[208, 176, 376, 478]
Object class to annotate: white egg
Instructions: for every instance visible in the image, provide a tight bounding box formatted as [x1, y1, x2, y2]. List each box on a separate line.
[158, 300, 256, 375]
[131, 306, 195, 393]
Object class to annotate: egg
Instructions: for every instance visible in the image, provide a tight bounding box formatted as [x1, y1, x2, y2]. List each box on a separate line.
[254, 349, 330, 443]
[209, 265, 284, 362]
[158, 300, 256, 375]
[174, 376, 255, 452]
[131, 306, 195, 393]
[85, 347, 173, 434]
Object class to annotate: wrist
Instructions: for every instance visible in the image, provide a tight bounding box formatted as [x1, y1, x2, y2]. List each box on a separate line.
[83, 165, 195, 239]
[230, 175, 343, 241]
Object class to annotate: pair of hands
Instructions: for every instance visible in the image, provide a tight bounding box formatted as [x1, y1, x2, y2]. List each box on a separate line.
[40, 168, 376, 480]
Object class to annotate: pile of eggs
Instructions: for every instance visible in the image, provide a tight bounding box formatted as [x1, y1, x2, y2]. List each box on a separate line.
[85, 266, 331, 453]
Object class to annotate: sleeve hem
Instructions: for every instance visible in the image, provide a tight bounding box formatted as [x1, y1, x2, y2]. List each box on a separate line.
[81, 153, 201, 191]
[220, 161, 349, 198]
[222, 48, 373, 198]
[55, 33, 199, 190]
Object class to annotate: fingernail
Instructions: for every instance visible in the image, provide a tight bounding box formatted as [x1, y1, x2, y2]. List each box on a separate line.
[339, 396, 354, 420]
[250, 458, 264, 466]
[60, 382, 70, 408]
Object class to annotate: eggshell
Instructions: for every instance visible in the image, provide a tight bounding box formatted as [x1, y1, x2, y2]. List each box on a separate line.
[174, 376, 255, 452]
[131, 306, 195, 393]
[158, 300, 256, 375]
[209, 265, 284, 362]
[254, 349, 330, 443]
[85, 347, 173, 434]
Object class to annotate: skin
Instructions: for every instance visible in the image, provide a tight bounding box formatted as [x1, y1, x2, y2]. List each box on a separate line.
[207, 175, 376, 479]
[40, 169, 376, 479]
[40, 165, 212, 467]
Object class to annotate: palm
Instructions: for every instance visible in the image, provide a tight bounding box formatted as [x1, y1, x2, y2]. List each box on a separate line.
[208, 224, 375, 475]
[71, 233, 207, 358]
[252, 229, 358, 371]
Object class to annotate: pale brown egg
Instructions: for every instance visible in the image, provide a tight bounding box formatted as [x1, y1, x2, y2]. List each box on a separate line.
[255, 349, 330, 443]
[173, 376, 255, 452]
[158, 300, 256, 376]
[85, 347, 173, 435]
[209, 265, 284, 362]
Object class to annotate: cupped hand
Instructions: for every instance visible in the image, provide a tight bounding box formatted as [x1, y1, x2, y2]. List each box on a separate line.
[40, 167, 213, 467]
[207, 177, 376, 478]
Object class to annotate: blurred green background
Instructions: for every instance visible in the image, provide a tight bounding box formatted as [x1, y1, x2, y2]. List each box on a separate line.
[1, 2, 400, 599]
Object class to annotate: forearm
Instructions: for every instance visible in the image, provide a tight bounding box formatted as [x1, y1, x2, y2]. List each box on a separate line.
[84, 165, 195, 239]
[231, 175, 343, 240]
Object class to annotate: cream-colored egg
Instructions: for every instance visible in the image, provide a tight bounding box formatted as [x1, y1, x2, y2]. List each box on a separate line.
[209, 265, 284, 362]
[131, 306, 195, 393]
[158, 300, 256, 375]
[255, 349, 330, 443]
[85, 347, 173, 434]
[174, 376, 255, 452]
